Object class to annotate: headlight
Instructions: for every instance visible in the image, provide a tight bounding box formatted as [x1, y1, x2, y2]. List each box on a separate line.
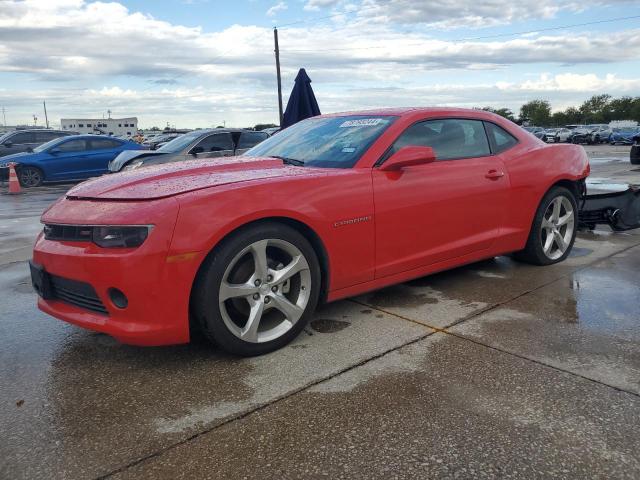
[92, 226, 152, 248]
[123, 160, 144, 171]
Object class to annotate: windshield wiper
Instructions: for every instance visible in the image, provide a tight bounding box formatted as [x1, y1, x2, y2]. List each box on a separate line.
[268, 155, 305, 166]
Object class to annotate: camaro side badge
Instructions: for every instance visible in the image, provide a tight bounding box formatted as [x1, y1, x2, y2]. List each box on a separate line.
[333, 216, 372, 228]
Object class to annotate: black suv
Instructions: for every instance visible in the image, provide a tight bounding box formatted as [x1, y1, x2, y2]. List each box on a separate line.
[0, 129, 74, 157]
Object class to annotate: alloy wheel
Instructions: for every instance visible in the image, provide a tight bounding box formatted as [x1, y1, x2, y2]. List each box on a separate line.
[19, 167, 42, 187]
[218, 238, 311, 343]
[540, 196, 575, 260]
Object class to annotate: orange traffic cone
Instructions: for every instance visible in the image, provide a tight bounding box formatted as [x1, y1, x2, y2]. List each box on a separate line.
[8, 163, 21, 194]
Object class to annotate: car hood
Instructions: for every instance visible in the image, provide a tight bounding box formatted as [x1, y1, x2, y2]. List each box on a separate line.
[67, 156, 327, 200]
[109, 149, 164, 171]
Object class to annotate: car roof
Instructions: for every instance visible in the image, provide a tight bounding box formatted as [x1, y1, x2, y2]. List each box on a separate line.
[60, 134, 127, 140]
[9, 129, 69, 133]
[318, 107, 493, 118]
[186, 128, 264, 134]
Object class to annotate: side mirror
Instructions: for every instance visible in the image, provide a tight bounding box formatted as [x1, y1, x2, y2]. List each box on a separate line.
[49, 149, 61, 155]
[3, 141, 12, 147]
[26, 146, 33, 153]
[190, 146, 204, 155]
[379, 146, 436, 171]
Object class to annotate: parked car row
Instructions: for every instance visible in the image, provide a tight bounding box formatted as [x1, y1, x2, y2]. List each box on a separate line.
[522, 124, 640, 145]
[109, 129, 269, 172]
[0, 127, 270, 186]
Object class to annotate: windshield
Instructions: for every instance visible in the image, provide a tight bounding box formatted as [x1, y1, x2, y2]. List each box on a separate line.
[244, 115, 397, 168]
[33, 136, 66, 153]
[157, 133, 198, 153]
[0, 132, 13, 143]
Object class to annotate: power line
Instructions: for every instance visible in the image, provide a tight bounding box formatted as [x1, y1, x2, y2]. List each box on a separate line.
[279, 14, 640, 53]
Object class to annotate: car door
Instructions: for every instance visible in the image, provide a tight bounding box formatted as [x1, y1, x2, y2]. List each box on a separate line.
[372, 118, 510, 278]
[45, 138, 91, 180]
[188, 133, 234, 159]
[1, 131, 37, 156]
[236, 131, 269, 155]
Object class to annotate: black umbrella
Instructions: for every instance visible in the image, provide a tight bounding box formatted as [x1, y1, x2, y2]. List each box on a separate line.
[281, 68, 321, 129]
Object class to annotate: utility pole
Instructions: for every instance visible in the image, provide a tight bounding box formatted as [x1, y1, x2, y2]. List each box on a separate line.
[273, 27, 283, 126]
[43, 100, 49, 128]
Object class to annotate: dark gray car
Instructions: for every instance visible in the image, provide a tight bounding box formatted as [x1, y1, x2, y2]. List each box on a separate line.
[0, 129, 75, 157]
[108, 129, 269, 172]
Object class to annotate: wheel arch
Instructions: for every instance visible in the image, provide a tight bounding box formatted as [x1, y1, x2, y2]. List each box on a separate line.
[16, 163, 45, 185]
[523, 177, 582, 238]
[188, 216, 331, 336]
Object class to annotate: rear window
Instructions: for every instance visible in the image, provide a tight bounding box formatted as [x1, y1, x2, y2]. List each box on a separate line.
[485, 122, 518, 154]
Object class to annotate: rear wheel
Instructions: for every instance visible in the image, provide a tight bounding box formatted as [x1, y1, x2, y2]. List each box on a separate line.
[514, 186, 577, 265]
[191, 222, 321, 356]
[18, 166, 44, 187]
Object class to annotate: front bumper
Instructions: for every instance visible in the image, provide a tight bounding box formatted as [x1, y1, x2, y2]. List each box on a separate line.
[32, 196, 204, 346]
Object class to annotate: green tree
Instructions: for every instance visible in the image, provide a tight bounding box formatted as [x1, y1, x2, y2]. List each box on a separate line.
[579, 94, 612, 123]
[519, 100, 552, 126]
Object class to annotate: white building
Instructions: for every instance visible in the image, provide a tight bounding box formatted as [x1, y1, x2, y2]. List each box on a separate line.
[60, 117, 138, 137]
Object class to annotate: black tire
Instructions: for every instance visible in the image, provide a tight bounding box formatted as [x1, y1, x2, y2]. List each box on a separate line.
[191, 222, 321, 356]
[514, 186, 578, 266]
[18, 166, 44, 187]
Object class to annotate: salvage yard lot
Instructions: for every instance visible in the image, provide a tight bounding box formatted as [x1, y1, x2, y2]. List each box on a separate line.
[1, 145, 640, 479]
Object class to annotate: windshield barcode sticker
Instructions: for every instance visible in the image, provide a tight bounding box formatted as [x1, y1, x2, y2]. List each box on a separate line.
[339, 119, 383, 128]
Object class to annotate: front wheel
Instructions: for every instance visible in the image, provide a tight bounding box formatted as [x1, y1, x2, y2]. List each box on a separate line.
[514, 186, 578, 265]
[191, 222, 321, 356]
[18, 166, 44, 187]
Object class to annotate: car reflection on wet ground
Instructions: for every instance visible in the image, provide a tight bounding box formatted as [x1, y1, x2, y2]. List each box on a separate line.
[1, 145, 640, 479]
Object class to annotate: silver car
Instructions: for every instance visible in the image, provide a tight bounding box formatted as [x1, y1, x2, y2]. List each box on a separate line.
[108, 129, 268, 172]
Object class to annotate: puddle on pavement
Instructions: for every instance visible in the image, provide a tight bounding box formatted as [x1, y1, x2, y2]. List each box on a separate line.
[310, 318, 350, 333]
[569, 247, 593, 258]
[366, 284, 439, 308]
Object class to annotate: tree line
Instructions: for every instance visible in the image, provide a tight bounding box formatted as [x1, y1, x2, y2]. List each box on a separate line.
[480, 95, 640, 127]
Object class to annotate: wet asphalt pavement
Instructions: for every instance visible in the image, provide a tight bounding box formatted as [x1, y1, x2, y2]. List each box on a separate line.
[1, 145, 640, 479]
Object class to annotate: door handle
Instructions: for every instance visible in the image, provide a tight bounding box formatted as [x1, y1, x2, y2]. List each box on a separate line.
[485, 170, 504, 180]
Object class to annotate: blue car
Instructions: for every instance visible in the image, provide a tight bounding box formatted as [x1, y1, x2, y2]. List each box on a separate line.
[610, 127, 640, 145]
[0, 135, 144, 187]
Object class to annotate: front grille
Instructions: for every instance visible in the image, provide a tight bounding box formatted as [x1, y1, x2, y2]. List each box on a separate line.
[44, 224, 93, 242]
[50, 274, 109, 315]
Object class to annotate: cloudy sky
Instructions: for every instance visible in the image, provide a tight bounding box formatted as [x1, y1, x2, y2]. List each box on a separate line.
[0, 0, 639, 128]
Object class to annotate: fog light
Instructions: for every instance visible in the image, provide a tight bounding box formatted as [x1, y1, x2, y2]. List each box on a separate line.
[108, 288, 128, 309]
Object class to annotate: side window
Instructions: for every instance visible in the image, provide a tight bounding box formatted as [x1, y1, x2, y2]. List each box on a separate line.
[56, 139, 87, 152]
[10, 132, 36, 144]
[389, 118, 490, 161]
[193, 133, 234, 152]
[89, 139, 121, 150]
[35, 131, 61, 142]
[237, 131, 268, 149]
[485, 122, 518, 154]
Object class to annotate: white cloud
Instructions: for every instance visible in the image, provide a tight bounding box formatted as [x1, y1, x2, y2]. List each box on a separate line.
[355, 0, 634, 29]
[304, 0, 340, 11]
[0, 1, 639, 127]
[2, 73, 638, 128]
[266, 1, 287, 17]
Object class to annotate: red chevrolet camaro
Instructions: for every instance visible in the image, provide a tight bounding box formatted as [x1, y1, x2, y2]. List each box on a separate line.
[31, 108, 590, 355]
